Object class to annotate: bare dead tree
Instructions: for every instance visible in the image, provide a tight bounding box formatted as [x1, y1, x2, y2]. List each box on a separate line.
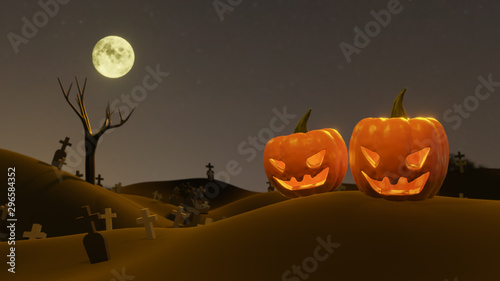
[58, 77, 135, 185]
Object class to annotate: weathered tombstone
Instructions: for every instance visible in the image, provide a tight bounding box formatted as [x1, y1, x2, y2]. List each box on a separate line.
[454, 151, 467, 174]
[51, 137, 72, 166]
[153, 190, 163, 201]
[136, 208, 158, 240]
[99, 208, 117, 231]
[0, 204, 9, 220]
[76, 170, 84, 178]
[170, 206, 189, 228]
[198, 217, 213, 226]
[77, 205, 109, 263]
[95, 174, 104, 187]
[196, 186, 207, 201]
[77, 205, 109, 264]
[193, 186, 210, 211]
[113, 183, 122, 194]
[182, 205, 201, 227]
[267, 181, 274, 192]
[22, 223, 47, 240]
[57, 157, 67, 171]
[206, 163, 214, 181]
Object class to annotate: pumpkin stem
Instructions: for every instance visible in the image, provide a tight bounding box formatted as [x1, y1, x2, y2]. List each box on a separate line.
[294, 109, 312, 133]
[390, 88, 408, 118]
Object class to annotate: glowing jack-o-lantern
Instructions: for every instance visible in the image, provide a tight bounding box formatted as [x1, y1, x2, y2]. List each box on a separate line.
[264, 109, 348, 198]
[349, 89, 449, 201]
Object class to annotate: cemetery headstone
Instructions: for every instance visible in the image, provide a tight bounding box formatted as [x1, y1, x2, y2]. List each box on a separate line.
[57, 157, 67, 171]
[22, 223, 47, 240]
[77, 205, 110, 264]
[95, 174, 104, 187]
[454, 151, 467, 174]
[51, 137, 72, 166]
[170, 205, 189, 228]
[113, 183, 122, 194]
[136, 208, 158, 240]
[153, 190, 163, 201]
[206, 163, 215, 181]
[183, 205, 201, 227]
[99, 208, 117, 231]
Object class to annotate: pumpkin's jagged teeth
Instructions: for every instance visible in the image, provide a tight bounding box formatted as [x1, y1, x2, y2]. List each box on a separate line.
[273, 168, 329, 191]
[362, 171, 430, 196]
[397, 177, 408, 185]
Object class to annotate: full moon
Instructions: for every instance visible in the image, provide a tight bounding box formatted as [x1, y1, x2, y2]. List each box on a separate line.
[92, 35, 135, 78]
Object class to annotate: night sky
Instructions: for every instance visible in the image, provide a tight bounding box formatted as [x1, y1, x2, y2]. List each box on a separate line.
[1, 0, 499, 192]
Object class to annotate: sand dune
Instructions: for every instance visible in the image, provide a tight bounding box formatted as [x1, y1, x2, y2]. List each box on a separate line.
[2, 191, 500, 281]
[0, 149, 172, 240]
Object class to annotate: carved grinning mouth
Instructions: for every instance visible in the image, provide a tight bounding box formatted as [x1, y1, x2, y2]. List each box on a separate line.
[361, 171, 430, 196]
[274, 168, 329, 191]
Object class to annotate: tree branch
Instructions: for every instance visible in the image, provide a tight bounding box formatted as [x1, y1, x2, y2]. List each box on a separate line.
[58, 78, 84, 119]
[96, 105, 135, 138]
[75, 77, 92, 132]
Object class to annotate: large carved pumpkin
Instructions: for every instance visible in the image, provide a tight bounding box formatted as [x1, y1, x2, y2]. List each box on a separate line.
[349, 89, 449, 201]
[263, 109, 348, 198]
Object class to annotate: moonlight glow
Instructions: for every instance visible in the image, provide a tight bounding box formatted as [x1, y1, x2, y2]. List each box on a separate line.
[92, 36, 135, 78]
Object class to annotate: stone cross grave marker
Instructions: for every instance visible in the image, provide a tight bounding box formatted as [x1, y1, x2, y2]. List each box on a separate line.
[22, 223, 47, 240]
[95, 174, 104, 187]
[170, 205, 189, 228]
[153, 190, 163, 201]
[454, 151, 467, 174]
[51, 137, 72, 166]
[99, 208, 117, 231]
[136, 208, 158, 240]
[113, 183, 122, 194]
[206, 163, 215, 181]
[183, 205, 201, 227]
[77, 205, 110, 264]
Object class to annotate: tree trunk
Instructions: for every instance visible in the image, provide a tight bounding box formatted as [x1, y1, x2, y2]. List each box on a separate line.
[85, 133, 98, 185]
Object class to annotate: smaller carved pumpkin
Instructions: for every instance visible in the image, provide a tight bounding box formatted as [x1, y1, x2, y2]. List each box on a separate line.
[263, 109, 348, 198]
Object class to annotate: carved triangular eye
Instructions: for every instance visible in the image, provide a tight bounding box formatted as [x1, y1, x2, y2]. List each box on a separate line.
[306, 150, 326, 168]
[361, 146, 380, 168]
[406, 147, 430, 169]
[269, 159, 286, 173]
